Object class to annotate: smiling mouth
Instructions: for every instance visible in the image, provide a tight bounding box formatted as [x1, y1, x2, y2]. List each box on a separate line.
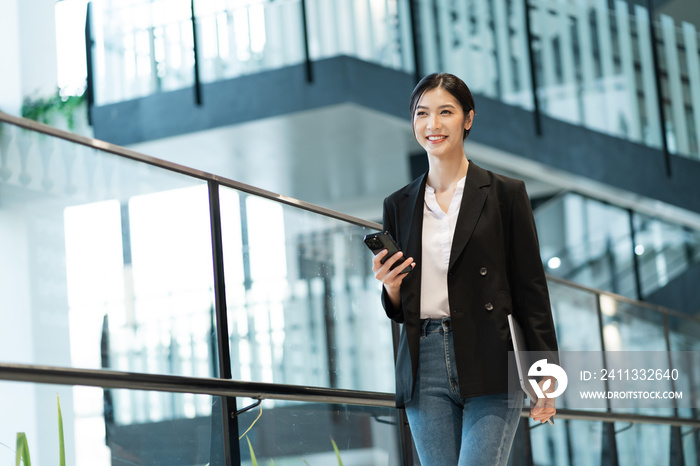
[427, 135, 447, 142]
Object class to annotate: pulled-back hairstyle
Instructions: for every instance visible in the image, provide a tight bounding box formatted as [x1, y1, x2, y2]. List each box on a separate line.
[409, 73, 476, 140]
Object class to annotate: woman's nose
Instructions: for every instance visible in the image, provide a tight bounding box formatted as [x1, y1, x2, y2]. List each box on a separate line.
[427, 114, 440, 130]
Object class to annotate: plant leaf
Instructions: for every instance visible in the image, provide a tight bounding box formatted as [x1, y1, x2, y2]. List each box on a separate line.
[15, 433, 31, 466]
[246, 436, 257, 466]
[57, 395, 65, 466]
[330, 437, 343, 466]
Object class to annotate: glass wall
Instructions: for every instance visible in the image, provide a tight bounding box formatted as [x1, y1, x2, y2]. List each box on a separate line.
[415, 0, 535, 109]
[86, 0, 700, 160]
[77, 0, 659, 168]
[535, 192, 700, 301]
[90, 0, 412, 105]
[528, 0, 665, 149]
[651, 1, 700, 158]
[413, 0, 700, 160]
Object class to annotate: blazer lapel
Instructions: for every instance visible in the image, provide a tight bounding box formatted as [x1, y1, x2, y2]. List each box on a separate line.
[449, 162, 490, 271]
[394, 173, 427, 313]
[397, 173, 427, 259]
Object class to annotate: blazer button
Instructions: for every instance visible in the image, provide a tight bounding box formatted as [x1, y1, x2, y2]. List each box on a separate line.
[485, 302, 494, 311]
[479, 267, 488, 276]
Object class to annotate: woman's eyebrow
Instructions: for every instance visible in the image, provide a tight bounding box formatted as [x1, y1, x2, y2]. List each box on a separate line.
[415, 104, 457, 110]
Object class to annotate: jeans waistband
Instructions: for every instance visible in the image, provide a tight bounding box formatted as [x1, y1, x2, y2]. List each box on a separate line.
[420, 317, 452, 336]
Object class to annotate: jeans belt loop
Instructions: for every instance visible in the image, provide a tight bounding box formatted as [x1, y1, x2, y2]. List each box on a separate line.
[420, 318, 431, 337]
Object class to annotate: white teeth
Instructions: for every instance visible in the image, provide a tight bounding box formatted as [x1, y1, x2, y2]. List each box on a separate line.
[427, 136, 446, 141]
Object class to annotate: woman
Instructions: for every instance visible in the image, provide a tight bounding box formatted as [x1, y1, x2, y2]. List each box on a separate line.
[372, 73, 558, 465]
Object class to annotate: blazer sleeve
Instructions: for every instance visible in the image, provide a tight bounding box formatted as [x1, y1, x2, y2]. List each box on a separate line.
[508, 181, 559, 361]
[380, 197, 405, 323]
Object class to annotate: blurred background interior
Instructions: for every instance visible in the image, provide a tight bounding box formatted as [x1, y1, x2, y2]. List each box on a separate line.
[1, 0, 700, 464]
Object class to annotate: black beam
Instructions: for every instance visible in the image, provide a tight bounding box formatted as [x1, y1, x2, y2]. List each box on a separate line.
[191, 0, 203, 105]
[523, 0, 542, 136]
[645, 0, 671, 176]
[300, 0, 314, 83]
[84, 2, 95, 124]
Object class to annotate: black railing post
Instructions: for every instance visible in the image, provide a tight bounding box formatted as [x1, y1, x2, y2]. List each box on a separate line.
[391, 323, 416, 465]
[208, 180, 240, 465]
[595, 294, 620, 466]
[191, 0, 203, 105]
[523, 0, 542, 136]
[300, 0, 314, 83]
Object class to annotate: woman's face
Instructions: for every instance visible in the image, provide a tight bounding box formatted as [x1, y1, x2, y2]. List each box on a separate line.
[412, 87, 473, 159]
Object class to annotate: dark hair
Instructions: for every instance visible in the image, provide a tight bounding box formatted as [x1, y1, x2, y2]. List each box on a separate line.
[409, 73, 476, 140]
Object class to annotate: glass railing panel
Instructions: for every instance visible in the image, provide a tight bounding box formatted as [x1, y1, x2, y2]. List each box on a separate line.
[0, 122, 218, 377]
[91, 0, 196, 105]
[528, 0, 666, 151]
[218, 185, 393, 392]
[599, 298, 667, 352]
[194, 0, 307, 85]
[654, 15, 700, 159]
[548, 280, 603, 352]
[684, 428, 700, 466]
[547, 281, 609, 415]
[0, 382, 224, 466]
[633, 213, 695, 297]
[306, 0, 412, 72]
[615, 422, 673, 466]
[530, 418, 699, 466]
[535, 192, 700, 301]
[529, 0, 700, 160]
[530, 419, 605, 466]
[236, 398, 402, 466]
[91, 0, 413, 104]
[667, 315, 700, 419]
[416, 0, 535, 110]
[598, 298, 677, 416]
[536, 193, 636, 298]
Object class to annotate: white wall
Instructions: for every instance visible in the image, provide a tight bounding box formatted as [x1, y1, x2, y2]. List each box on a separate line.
[0, 0, 23, 115]
[0, 0, 59, 115]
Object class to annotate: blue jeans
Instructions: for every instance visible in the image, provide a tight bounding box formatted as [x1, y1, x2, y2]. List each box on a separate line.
[405, 318, 524, 466]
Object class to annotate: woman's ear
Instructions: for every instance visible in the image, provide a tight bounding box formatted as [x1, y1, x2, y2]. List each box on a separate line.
[464, 109, 475, 131]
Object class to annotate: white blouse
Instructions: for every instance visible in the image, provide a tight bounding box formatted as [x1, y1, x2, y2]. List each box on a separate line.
[420, 175, 466, 319]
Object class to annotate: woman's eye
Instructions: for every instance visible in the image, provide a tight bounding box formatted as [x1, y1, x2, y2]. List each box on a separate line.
[416, 111, 427, 116]
[441, 110, 452, 114]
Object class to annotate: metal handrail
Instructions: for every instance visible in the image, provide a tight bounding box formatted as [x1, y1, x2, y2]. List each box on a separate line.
[0, 363, 698, 428]
[0, 111, 382, 231]
[0, 363, 395, 408]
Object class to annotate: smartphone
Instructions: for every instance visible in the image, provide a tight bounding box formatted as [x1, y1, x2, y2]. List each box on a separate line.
[363, 231, 412, 274]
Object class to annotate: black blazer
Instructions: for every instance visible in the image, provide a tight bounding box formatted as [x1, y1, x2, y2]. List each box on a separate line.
[381, 161, 559, 407]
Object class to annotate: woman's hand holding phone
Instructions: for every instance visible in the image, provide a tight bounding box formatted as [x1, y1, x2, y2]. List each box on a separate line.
[371, 249, 414, 309]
